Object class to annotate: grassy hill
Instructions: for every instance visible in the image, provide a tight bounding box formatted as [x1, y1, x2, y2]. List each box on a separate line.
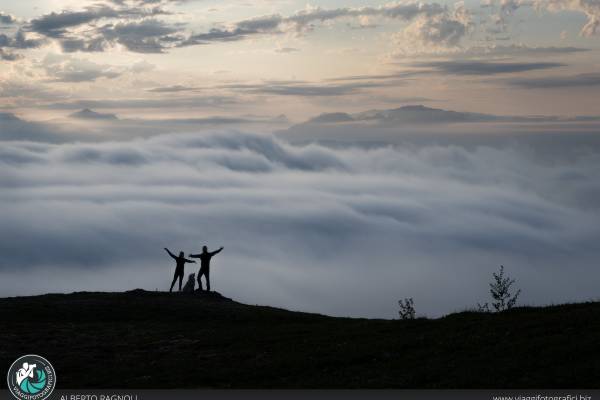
[1, 290, 599, 388]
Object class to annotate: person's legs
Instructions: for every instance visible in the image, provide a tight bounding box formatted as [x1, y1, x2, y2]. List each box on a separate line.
[169, 271, 179, 292]
[178, 273, 183, 291]
[205, 269, 210, 292]
[197, 271, 204, 291]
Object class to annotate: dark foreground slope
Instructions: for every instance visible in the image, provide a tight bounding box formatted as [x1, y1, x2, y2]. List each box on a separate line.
[1, 290, 599, 388]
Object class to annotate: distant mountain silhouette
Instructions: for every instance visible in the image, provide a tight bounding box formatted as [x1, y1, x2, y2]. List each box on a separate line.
[355, 105, 496, 124]
[300, 104, 600, 128]
[70, 108, 118, 120]
[0, 112, 63, 142]
[0, 112, 21, 122]
[309, 112, 354, 123]
[305, 105, 497, 125]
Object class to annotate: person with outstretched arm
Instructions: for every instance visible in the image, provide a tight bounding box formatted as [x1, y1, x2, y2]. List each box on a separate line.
[164, 248, 196, 292]
[189, 246, 223, 292]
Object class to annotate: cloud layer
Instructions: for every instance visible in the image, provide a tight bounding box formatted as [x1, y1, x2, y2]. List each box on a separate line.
[1, 125, 599, 318]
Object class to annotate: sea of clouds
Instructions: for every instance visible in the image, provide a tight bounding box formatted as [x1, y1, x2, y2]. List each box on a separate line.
[1, 129, 599, 317]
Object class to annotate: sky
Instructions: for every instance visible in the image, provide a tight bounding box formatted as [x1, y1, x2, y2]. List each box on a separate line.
[1, 0, 600, 318]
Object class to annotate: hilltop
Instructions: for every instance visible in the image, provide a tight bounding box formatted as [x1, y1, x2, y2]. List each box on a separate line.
[1, 290, 599, 388]
[69, 108, 118, 120]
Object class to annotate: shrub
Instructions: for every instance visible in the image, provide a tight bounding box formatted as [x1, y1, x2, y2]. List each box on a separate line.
[485, 265, 521, 312]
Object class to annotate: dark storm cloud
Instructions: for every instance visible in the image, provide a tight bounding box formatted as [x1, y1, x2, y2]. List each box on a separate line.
[507, 73, 600, 89]
[415, 60, 565, 75]
[1, 127, 600, 318]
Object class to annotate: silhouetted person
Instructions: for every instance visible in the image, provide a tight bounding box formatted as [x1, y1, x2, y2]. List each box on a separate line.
[164, 248, 195, 292]
[189, 246, 223, 291]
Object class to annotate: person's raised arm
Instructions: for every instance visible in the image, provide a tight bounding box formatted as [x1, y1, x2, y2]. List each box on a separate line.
[164, 247, 177, 260]
[210, 247, 224, 256]
[188, 253, 201, 258]
[184, 258, 196, 263]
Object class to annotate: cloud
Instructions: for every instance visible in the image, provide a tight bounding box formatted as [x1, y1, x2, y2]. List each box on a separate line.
[0, 29, 45, 60]
[0, 48, 21, 60]
[326, 71, 416, 82]
[147, 85, 198, 93]
[98, 19, 179, 53]
[20, 2, 459, 55]
[0, 12, 17, 24]
[42, 54, 123, 82]
[130, 59, 155, 73]
[415, 60, 565, 75]
[25, 4, 174, 54]
[181, 2, 466, 48]
[1, 127, 600, 318]
[59, 36, 110, 53]
[534, 0, 600, 37]
[487, 0, 600, 37]
[396, 2, 472, 51]
[458, 44, 590, 57]
[274, 47, 300, 53]
[28, 5, 168, 37]
[29, 6, 120, 38]
[386, 41, 591, 60]
[507, 72, 600, 88]
[217, 80, 389, 97]
[43, 95, 238, 110]
[0, 111, 288, 143]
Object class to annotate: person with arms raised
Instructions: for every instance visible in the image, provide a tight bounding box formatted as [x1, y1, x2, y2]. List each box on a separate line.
[189, 246, 224, 292]
[164, 248, 196, 292]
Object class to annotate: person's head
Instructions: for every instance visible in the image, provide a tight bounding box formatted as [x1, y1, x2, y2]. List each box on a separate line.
[179, 251, 184, 257]
[202, 246, 208, 253]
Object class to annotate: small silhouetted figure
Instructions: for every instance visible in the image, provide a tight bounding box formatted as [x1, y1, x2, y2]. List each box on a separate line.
[164, 248, 196, 292]
[189, 246, 223, 291]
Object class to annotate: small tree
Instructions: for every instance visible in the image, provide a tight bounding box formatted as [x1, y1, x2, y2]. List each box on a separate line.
[487, 265, 521, 312]
[398, 297, 415, 320]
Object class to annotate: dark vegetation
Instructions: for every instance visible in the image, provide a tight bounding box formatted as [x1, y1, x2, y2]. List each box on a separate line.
[1, 290, 599, 388]
[477, 265, 521, 313]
